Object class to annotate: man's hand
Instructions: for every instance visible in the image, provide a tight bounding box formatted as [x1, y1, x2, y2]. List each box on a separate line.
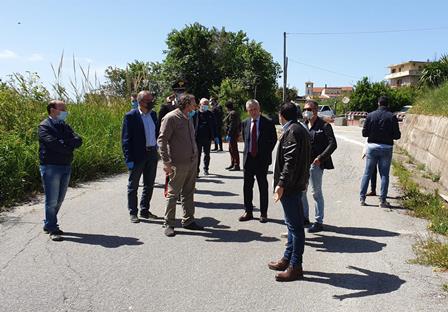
[313, 158, 321, 166]
[126, 162, 134, 170]
[163, 163, 173, 174]
[273, 185, 284, 203]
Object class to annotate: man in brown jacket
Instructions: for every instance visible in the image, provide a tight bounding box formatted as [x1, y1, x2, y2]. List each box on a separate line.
[158, 94, 204, 237]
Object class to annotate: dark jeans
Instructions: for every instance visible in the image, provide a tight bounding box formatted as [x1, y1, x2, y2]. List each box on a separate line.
[214, 127, 223, 150]
[197, 138, 211, 171]
[39, 165, 71, 232]
[243, 154, 268, 214]
[229, 138, 239, 166]
[281, 192, 305, 267]
[127, 148, 158, 215]
[370, 166, 377, 192]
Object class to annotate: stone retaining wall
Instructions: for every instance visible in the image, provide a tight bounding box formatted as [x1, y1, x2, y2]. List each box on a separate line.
[397, 114, 448, 189]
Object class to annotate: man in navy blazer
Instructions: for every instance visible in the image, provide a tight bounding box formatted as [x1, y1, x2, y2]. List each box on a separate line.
[239, 99, 277, 223]
[121, 90, 159, 223]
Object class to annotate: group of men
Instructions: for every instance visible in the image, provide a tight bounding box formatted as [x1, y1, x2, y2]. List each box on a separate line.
[38, 87, 400, 282]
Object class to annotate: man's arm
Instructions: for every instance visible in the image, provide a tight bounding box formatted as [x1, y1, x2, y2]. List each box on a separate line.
[157, 116, 174, 164]
[362, 116, 370, 138]
[267, 120, 278, 152]
[121, 115, 133, 163]
[392, 115, 401, 140]
[318, 123, 337, 161]
[38, 124, 73, 155]
[64, 124, 83, 149]
[277, 130, 298, 189]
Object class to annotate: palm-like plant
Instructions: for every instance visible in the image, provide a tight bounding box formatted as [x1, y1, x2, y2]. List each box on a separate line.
[419, 55, 448, 88]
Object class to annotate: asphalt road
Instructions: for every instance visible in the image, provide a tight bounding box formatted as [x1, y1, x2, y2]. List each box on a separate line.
[0, 126, 447, 312]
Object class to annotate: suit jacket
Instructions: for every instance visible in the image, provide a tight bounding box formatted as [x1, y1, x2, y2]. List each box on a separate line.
[224, 110, 241, 138]
[305, 117, 337, 170]
[242, 115, 277, 167]
[194, 110, 217, 140]
[273, 121, 311, 196]
[121, 108, 158, 164]
[38, 118, 82, 165]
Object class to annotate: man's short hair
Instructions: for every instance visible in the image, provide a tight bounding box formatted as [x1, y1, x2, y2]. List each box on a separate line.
[305, 100, 318, 110]
[47, 100, 64, 114]
[245, 99, 260, 109]
[137, 90, 151, 103]
[200, 98, 209, 105]
[225, 101, 234, 110]
[178, 93, 195, 110]
[280, 102, 298, 122]
[378, 96, 389, 107]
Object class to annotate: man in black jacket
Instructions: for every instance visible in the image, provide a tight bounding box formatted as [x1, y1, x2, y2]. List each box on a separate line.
[302, 100, 337, 233]
[195, 98, 217, 175]
[38, 100, 82, 241]
[210, 97, 224, 151]
[239, 99, 277, 223]
[223, 101, 241, 171]
[269, 102, 310, 282]
[360, 96, 401, 207]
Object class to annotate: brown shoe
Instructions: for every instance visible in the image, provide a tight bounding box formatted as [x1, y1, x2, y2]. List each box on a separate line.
[268, 258, 289, 271]
[238, 212, 253, 222]
[275, 265, 304, 282]
[366, 191, 377, 196]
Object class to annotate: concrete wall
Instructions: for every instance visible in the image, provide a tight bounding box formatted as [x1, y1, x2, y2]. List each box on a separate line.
[397, 114, 448, 189]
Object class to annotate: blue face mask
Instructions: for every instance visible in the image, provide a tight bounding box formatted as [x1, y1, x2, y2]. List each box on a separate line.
[57, 111, 68, 122]
[188, 110, 196, 119]
[202, 105, 209, 112]
[131, 100, 138, 109]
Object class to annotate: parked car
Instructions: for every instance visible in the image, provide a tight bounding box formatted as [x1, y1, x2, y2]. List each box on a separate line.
[318, 105, 336, 122]
[395, 105, 412, 122]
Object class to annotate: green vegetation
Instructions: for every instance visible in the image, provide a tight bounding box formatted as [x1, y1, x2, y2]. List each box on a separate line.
[0, 83, 128, 208]
[410, 81, 448, 117]
[419, 54, 448, 89]
[392, 157, 448, 274]
[347, 77, 418, 112]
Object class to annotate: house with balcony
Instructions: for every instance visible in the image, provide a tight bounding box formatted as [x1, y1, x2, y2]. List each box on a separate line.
[385, 60, 430, 88]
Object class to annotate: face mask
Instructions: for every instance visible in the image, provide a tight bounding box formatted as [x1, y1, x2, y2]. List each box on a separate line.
[202, 105, 209, 112]
[188, 110, 196, 119]
[131, 100, 138, 109]
[57, 111, 68, 122]
[302, 111, 313, 120]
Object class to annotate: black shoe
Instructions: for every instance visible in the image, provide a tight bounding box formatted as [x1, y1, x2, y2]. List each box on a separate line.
[204, 170, 209, 175]
[130, 214, 140, 223]
[219, 148, 223, 151]
[49, 233, 63, 241]
[43, 228, 64, 235]
[140, 210, 158, 219]
[183, 221, 204, 230]
[304, 218, 311, 226]
[164, 226, 176, 237]
[212, 147, 218, 151]
[225, 164, 234, 170]
[228, 166, 240, 171]
[308, 222, 323, 233]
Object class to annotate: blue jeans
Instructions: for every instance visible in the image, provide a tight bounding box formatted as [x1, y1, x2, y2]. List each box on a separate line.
[360, 145, 393, 202]
[302, 164, 325, 224]
[39, 165, 71, 232]
[127, 149, 158, 215]
[281, 192, 305, 267]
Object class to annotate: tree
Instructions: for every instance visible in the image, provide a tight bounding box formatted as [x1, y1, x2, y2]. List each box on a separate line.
[419, 55, 448, 89]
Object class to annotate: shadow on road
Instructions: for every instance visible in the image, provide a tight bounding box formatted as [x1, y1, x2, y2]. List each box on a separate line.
[61, 232, 143, 248]
[303, 266, 405, 300]
[194, 189, 238, 197]
[176, 227, 280, 243]
[195, 201, 244, 210]
[211, 174, 244, 180]
[305, 234, 387, 253]
[323, 225, 399, 237]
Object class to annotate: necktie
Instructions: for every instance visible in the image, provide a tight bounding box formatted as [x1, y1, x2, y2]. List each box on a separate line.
[251, 119, 257, 157]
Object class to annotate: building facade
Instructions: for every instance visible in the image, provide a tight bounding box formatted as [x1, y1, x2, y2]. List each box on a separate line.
[384, 60, 430, 88]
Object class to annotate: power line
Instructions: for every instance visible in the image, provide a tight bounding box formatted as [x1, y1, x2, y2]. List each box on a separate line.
[288, 58, 359, 79]
[287, 26, 448, 36]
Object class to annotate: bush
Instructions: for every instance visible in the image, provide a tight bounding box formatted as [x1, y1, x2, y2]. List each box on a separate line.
[0, 87, 129, 208]
[411, 81, 448, 117]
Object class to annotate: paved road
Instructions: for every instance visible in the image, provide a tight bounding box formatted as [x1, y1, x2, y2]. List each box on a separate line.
[0, 126, 447, 312]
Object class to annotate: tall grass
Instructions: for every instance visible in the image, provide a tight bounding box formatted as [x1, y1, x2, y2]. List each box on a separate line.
[0, 87, 129, 207]
[411, 82, 448, 117]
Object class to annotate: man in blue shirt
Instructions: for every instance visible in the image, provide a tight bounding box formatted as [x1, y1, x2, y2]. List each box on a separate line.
[121, 90, 159, 223]
[360, 96, 401, 207]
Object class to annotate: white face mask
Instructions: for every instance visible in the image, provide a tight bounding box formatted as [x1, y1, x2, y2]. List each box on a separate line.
[302, 111, 313, 120]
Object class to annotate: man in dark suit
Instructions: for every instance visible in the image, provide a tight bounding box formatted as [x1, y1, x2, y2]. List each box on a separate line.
[121, 90, 159, 223]
[269, 102, 310, 282]
[195, 98, 218, 175]
[239, 99, 277, 223]
[38, 100, 83, 241]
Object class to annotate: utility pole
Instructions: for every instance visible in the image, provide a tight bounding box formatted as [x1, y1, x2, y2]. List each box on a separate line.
[283, 32, 287, 103]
